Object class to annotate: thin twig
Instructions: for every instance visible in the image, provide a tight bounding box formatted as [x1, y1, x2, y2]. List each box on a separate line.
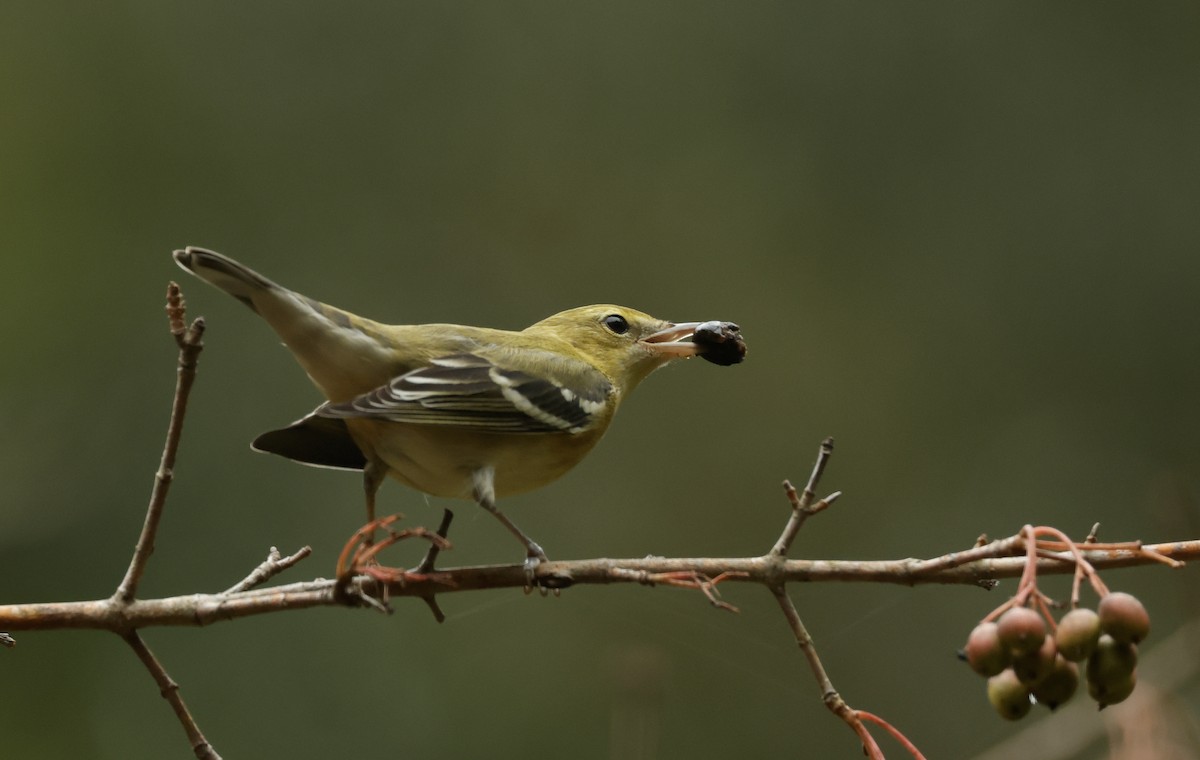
[771, 437, 837, 555]
[1030, 525, 1110, 597]
[414, 509, 455, 622]
[906, 534, 1025, 574]
[114, 283, 204, 603]
[608, 568, 746, 611]
[771, 585, 886, 760]
[857, 711, 928, 759]
[354, 527, 450, 568]
[123, 632, 221, 760]
[223, 546, 313, 594]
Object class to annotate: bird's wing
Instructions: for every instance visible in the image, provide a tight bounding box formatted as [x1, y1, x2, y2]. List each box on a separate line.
[316, 353, 613, 434]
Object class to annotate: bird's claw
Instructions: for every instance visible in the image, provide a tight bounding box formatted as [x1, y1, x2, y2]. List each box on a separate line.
[523, 556, 542, 594]
[522, 543, 550, 595]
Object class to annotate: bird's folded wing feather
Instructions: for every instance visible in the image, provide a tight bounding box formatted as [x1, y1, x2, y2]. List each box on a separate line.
[317, 353, 613, 434]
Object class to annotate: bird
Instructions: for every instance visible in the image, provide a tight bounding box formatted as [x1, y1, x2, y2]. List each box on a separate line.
[172, 247, 746, 576]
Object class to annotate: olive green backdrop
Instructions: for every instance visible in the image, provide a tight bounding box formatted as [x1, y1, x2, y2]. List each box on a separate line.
[2, 3, 1198, 758]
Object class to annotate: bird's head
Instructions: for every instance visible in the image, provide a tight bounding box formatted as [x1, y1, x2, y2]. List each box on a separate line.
[524, 304, 745, 392]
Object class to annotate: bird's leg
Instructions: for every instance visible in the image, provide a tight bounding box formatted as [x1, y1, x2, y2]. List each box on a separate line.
[472, 467, 548, 587]
[334, 460, 390, 607]
[361, 458, 388, 547]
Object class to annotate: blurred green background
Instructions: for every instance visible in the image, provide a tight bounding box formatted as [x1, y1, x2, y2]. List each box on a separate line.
[2, 3, 1198, 758]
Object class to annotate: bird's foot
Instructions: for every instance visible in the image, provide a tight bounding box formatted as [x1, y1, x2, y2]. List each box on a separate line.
[523, 543, 548, 594]
[522, 543, 573, 595]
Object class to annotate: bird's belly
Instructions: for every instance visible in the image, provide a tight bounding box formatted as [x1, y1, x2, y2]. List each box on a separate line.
[345, 419, 598, 500]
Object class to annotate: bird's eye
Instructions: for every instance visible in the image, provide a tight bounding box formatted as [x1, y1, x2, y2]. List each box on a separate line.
[602, 314, 630, 335]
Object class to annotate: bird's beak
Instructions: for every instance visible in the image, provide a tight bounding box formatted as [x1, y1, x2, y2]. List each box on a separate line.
[641, 321, 705, 358]
[641, 320, 747, 366]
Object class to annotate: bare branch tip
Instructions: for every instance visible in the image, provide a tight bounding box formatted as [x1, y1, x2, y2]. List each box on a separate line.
[420, 595, 447, 623]
[165, 282, 187, 335]
[291, 545, 313, 561]
[185, 316, 206, 345]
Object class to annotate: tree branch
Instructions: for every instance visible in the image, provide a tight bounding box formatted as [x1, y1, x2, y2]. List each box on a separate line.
[1, 539, 1194, 633]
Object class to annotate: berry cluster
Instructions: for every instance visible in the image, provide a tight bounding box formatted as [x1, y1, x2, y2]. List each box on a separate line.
[966, 591, 1149, 719]
[958, 526, 1160, 721]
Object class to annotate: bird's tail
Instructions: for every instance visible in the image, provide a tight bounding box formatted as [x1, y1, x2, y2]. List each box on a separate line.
[171, 246, 398, 401]
[172, 246, 282, 313]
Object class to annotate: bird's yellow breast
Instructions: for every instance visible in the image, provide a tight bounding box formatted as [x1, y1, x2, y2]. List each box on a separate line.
[345, 418, 609, 499]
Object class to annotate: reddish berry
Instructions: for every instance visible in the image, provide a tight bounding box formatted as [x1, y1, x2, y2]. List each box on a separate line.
[965, 622, 1011, 677]
[996, 606, 1046, 655]
[1098, 592, 1150, 644]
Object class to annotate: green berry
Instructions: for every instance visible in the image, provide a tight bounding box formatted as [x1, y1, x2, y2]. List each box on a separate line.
[1055, 608, 1101, 661]
[1031, 656, 1078, 710]
[1086, 668, 1136, 708]
[1086, 634, 1138, 682]
[987, 669, 1033, 721]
